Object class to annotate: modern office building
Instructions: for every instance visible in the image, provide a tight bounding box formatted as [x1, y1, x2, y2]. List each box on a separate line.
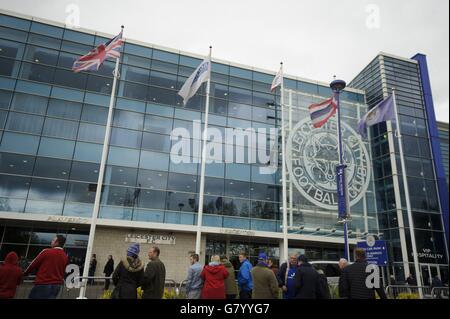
[350, 53, 449, 285]
[438, 121, 449, 186]
[0, 10, 447, 285]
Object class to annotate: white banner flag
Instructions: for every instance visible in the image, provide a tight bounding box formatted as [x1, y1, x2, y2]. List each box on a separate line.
[271, 65, 283, 91]
[178, 58, 211, 105]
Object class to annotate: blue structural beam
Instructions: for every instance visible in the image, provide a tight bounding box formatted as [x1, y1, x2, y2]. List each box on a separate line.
[412, 53, 449, 248]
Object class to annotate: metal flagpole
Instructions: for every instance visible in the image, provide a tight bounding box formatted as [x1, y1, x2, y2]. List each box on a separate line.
[78, 26, 124, 299]
[280, 62, 289, 264]
[392, 88, 423, 299]
[195, 46, 212, 256]
[330, 78, 350, 262]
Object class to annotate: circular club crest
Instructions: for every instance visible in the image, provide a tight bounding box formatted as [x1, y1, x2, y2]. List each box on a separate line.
[286, 118, 371, 210]
[366, 235, 376, 247]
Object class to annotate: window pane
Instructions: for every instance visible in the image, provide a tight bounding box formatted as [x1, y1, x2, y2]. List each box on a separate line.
[81, 104, 107, 124]
[225, 179, 250, 198]
[0, 174, 30, 198]
[53, 69, 87, 90]
[0, 90, 12, 109]
[33, 157, 71, 179]
[107, 146, 139, 167]
[42, 118, 78, 139]
[66, 183, 96, 203]
[113, 109, 144, 130]
[142, 132, 170, 152]
[110, 127, 142, 149]
[143, 114, 173, 134]
[69, 161, 99, 182]
[149, 70, 177, 89]
[139, 150, 169, 171]
[0, 38, 25, 60]
[28, 178, 67, 200]
[86, 75, 112, 94]
[30, 22, 63, 38]
[167, 173, 197, 192]
[137, 169, 167, 190]
[6, 112, 44, 134]
[119, 81, 147, 101]
[0, 132, 40, 155]
[46, 99, 82, 120]
[0, 153, 35, 175]
[122, 65, 149, 84]
[19, 62, 54, 84]
[136, 189, 166, 209]
[73, 142, 102, 162]
[37, 137, 75, 159]
[77, 123, 105, 143]
[104, 165, 138, 186]
[24, 45, 58, 66]
[166, 192, 197, 212]
[11, 93, 48, 115]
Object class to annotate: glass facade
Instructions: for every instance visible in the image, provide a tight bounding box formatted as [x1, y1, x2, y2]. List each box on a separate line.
[437, 122, 449, 186]
[0, 13, 366, 239]
[350, 54, 448, 283]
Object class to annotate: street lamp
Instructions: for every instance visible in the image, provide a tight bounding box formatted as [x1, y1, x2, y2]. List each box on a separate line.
[330, 78, 351, 262]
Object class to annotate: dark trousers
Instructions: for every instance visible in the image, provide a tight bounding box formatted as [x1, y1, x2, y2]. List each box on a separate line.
[104, 278, 111, 290]
[239, 290, 252, 299]
[29, 284, 62, 299]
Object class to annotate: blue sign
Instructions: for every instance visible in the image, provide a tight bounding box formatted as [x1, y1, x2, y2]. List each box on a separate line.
[356, 240, 388, 266]
[336, 164, 347, 219]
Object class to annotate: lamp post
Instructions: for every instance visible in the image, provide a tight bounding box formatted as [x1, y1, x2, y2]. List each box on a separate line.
[330, 78, 351, 262]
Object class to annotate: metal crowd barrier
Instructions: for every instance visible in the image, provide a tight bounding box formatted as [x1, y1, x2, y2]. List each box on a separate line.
[385, 285, 434, 299]
[431, 287, 449, 299]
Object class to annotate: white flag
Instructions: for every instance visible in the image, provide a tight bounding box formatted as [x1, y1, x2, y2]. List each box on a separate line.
[178, 58, 211, 105]
[271, 65, 283, 91]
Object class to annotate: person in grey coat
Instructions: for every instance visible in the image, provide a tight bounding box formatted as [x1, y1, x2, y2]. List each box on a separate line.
[185, 253, 203, 299]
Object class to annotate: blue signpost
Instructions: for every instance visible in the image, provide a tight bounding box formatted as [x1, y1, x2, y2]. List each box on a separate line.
[356, 240, 388, 266]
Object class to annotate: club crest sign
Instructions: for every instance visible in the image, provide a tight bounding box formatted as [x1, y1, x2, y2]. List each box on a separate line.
[286, 118, 371, 210]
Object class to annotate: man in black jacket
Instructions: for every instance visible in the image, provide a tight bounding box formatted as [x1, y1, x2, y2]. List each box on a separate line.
[293, 255, 324, 299]
[340, 248, 386, 299]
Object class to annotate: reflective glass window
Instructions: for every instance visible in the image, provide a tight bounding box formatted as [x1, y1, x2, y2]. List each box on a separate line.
[69, 161, 99, 183]
[77, 123, 105, 143]
[113, 109, 144, 130]
[53, 68, 87, 90]
[137, 169, 167, 190]
[28, 178, 67, 201]
[0, 153, 35, 175]
[33, 157, 71, 179]
[142, 132, 170, 152]
[42, 118, 78, 139]
[11, 93, 48, 115]
[110, 128, 142, 149]
[104, 165, 138, 186]
[0, 174, 30, 198]
[6, 112, 44, 134]
[38, 137, 75, 159]
[81, 104, 107, 125]
[46, 99, 82, 120]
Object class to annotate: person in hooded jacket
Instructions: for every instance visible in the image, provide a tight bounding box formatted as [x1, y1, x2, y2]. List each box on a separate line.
[200, 255, 229, 299]
[0, 251, 23, 299]
[251, 253, 279, 299]
[111, 243, 144, 299]
[220, 255, 238, 299]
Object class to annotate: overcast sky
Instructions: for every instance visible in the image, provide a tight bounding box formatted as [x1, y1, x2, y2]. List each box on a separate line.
[1, 0, 448, 122]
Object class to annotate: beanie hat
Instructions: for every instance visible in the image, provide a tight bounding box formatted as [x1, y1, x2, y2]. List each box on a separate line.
[298, 254, 308, 263]
[127, 243, 140, 257]
[258, 252, 267, 260]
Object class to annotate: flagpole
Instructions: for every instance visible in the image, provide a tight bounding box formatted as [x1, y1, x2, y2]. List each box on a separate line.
[392, 88, 423, 299]
[330, 78, 350, 262]
[279, 62, 289, 264]
[78, 26, 124, 299]
[195, 46, 212, 256]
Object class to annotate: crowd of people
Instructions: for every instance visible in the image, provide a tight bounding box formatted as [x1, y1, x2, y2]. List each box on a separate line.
[0, 237, 448, 299]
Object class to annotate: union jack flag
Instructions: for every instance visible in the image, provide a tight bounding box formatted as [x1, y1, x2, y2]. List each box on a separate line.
[72, 30, 124, 73]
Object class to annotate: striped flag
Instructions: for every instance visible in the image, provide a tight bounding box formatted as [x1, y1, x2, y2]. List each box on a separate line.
[309, 95, 338, 128]
[72, 30, 124, 73]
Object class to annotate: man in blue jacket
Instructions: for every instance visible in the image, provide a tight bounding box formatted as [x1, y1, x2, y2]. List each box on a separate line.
[237, 252, 253, 299]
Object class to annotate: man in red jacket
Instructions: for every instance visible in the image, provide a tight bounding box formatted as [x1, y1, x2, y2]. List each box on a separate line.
[0, 251, 23, 298]
[24, 235, 69, 299]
